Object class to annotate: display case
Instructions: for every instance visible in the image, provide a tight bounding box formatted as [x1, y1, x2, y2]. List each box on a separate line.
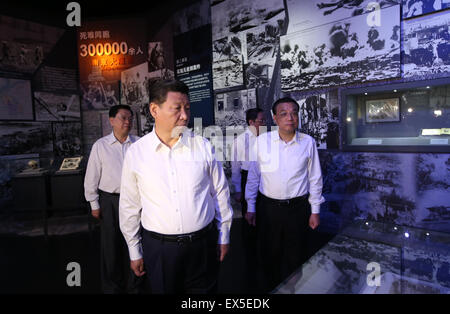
[273, 219, 450, 294]
[342, 78, 450, 152]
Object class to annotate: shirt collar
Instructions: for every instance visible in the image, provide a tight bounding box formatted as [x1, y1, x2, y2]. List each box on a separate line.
[109, 132, 133, 145]
[149, 128, 191, 152]
[272, 129, 302, 145]
[245, 127, 257, 139]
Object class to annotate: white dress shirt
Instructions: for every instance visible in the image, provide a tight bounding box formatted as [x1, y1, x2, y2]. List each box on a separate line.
[245, 130, 325, 214]
[119, 130, 233, 261]
[84, 132, 140, 210]
[230, 128, 258, 193]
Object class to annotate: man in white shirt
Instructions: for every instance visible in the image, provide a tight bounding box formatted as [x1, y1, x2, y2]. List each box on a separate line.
[119, 79, 233, 294]
[230, 108, 265, 289]
[245, 97, 325, 293]
[84, 104, 141, 294]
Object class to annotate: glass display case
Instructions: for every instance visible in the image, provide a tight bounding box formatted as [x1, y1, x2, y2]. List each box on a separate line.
[273, 219, 450, 294]
[342, 78, 450, 152]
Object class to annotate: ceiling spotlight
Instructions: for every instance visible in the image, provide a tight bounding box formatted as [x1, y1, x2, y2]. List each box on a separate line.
[393, 89, 397, 93]
[434, 110, 442, 117]
[404, 232, 410, 238]
[347, 117, 352, 122]
[407, 108, 413, 113]
[364, 92, 368, 95]
[426, 86, 430, 89]
[394, 226, 398, 231]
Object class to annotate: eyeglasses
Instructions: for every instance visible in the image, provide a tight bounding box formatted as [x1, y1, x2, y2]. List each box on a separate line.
[116, 115, 133, 122]
[254, 119, 266, 123]
[277, 112, 298, 119]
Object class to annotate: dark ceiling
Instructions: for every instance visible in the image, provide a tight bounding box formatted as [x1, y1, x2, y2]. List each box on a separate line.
[2, 0, 200, 28]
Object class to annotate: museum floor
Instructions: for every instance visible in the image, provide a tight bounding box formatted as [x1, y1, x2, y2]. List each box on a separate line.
[0, 211, 335, 294]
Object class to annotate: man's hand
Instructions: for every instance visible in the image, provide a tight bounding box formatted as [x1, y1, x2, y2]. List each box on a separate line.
[130, 258, 146, 277]
[91, 208, 101, 220]
[217, 244, 229, 262]
[233, 192, 242, 203]
[309, 213, 320, 230]
[245, 212, 256, 226]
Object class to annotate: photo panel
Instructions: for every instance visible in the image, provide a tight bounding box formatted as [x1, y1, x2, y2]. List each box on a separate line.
[245, 21, 284, 88]
[0, 14, 64, 74]
[280, 5, 401, 92]
[211, 0, 285, 41]
[80, 80, 120, 111]
[402, 0, 450, 19]
[0, 122, 53, 155]
[402, 10, 450, 78]
[0, 77, 33, 120]
[286, 0, 399, 33]
[52, 122, 82, 157]
[293, 90, 340, 149]
[34, 92, 81, 122]
[212, 34, 245, 90]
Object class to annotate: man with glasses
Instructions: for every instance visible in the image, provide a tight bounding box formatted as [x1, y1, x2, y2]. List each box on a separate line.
[84, 104, 142, 293]
[245, 97, 325, 292]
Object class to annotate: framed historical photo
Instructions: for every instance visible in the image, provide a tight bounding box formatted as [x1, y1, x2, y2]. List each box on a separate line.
[59, 156, 83, 171]
[365, 98, 400, 123]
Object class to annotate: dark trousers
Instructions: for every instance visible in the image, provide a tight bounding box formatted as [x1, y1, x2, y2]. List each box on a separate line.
[98, 190, 144, 294]
[255, 192, 311, 293]
[240, 170, 257, 285]
[141, 223, 220, 294]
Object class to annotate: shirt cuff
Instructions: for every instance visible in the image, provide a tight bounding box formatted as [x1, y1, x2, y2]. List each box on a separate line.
[247, 202, 256, 213]
[311, 204, 320, 214]
[128, 243, 143, 261]
[90, 201, 100, 211]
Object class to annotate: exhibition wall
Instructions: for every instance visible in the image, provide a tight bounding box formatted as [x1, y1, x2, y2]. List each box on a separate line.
[0, 0, 448, 235]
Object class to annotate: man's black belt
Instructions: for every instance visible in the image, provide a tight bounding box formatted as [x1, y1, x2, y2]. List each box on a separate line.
[99, 189, 120, 196]
[145, 221, 215, 244]
[259, 192, 308, 207]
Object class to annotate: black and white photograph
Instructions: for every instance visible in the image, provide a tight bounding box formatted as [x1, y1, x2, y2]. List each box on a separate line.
[214, 88, 257, 129]
[120, 62, 150, 106]
[147, 42, 166, 73]
[402, 0, 450, 19]
[280, 5, 401, 92]
[212, 35, 245, 90]
[173, 0, 211, 35]
[286, 0, 399, 34]
[34, 92, 80, 122]
[52, 122, 82, 157]
[293, 91, 340, 149]
[211, 0, 285, 41]
[80, 81, 120, 110]
[402, 10, 450, 78]
[245, 22, 284, 88]
[0, 77, 33, 120]
[0, 15, 64, 74]
[0, 122, 53, 155]
[365, 98, 400, 123]
[59, 156, 82, 171]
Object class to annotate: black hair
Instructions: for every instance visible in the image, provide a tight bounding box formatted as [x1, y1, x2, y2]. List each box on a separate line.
[245, 108, 263, 125]
[109, 104, 132, 118]
[271, 97, 300, 115]
[148, 79, 190, 105]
